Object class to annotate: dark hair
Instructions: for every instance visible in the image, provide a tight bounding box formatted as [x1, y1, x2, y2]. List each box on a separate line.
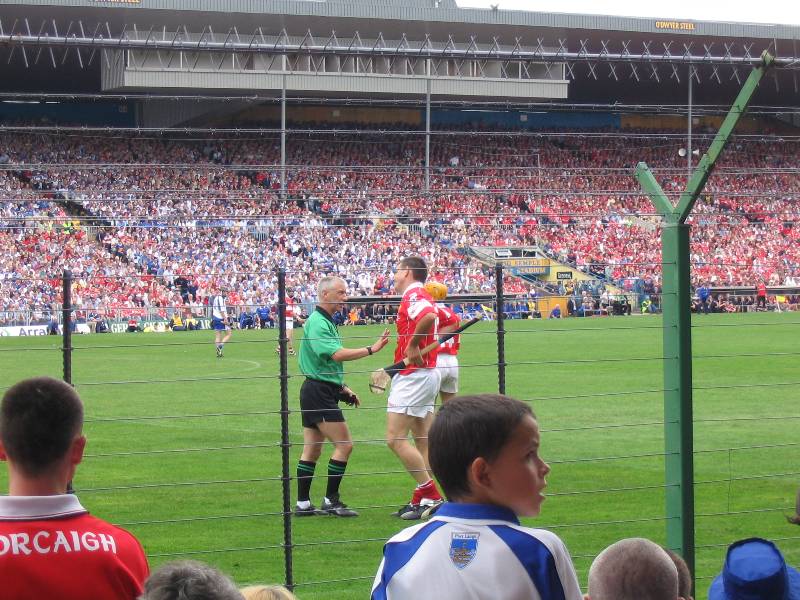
[398, 256, 428, 283]
[140, 560, 244, 600]
[429, 394, 535, 500]
[0, 377, 83, 477]
[663, 548, 693, 599]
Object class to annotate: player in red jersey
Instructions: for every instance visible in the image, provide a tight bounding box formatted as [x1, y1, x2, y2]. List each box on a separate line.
[0, 377, 149, 600]
[275, 292, 298, 355]
[424, 281, 461, 404]
[387, 257, 444, 520]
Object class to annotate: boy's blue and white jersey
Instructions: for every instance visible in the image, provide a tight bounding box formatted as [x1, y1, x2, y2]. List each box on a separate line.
[372, 503, 582, 600]
[211, 295, 226, 319]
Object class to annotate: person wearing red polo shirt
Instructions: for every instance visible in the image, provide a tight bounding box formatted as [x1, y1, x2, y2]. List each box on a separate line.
[0, 377, 149, 599]
[424, 281, 461, 404]
[756, 280, 768, 311]
[387, 256, 444, 521]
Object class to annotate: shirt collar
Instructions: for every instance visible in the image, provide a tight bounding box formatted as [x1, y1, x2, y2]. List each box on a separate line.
[315, 305, 335, 324]
[0, 494, 88, 521]
[404, 281, 424, 295]
[433, 502, 519, 524]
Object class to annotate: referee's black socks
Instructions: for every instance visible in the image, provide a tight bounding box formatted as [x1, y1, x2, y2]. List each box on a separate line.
[325, 458, 348, 500]
[297, 460, 316, 503]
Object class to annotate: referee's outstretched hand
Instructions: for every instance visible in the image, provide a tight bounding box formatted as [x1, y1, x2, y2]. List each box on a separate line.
[373, 328, 390, 353]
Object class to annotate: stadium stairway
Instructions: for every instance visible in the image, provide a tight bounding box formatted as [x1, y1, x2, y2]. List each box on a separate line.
[466, 245, 628, 298]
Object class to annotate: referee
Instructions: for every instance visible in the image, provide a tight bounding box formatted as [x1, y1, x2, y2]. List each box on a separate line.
[295, 275, 389, 517]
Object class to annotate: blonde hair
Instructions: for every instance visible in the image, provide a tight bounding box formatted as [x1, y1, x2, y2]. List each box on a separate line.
[240, 585, 298, 600]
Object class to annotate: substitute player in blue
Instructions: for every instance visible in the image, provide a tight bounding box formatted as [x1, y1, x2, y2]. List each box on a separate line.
[295, 276, 390, 517]
[372, 394, 582, 600]
[211, 283, 232, 358]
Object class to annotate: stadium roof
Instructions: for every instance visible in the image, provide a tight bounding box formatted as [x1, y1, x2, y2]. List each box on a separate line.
[4, 0, 800, 39]
[1, 0, 799, 106]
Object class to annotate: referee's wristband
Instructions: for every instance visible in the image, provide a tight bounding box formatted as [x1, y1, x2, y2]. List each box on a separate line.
[366, 346, 373, 356]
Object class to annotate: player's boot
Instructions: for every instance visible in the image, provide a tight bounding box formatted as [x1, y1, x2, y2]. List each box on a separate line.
[319, 496, 358, 517]
[392, 503, 415, 518]
[395, 482, 427, 519]
[293, 503, 320, 517]
[420, 499, 444, 519]
[401, 498, 442, 521]
[216, 345, 223, 358]
[399, 504, 425, 520]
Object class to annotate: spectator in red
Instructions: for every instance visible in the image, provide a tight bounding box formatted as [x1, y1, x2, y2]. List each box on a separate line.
[0, 376, 149, 599]
[756, 280, 768, 310]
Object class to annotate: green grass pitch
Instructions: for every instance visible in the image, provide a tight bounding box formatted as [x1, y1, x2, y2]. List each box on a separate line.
[1, 313, 798, 599]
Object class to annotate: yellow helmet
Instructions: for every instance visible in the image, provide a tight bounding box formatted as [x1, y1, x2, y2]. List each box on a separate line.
[424, 281, 448, 301]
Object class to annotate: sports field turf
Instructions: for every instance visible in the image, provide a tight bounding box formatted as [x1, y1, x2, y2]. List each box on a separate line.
[1, 312, 798, 599]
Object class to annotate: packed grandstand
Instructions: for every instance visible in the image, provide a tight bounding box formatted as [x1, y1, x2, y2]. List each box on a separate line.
[1, 123, 799, 326]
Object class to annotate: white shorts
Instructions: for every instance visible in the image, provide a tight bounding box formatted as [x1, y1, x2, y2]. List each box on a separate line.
[285, 319, 294, 331]
[437, 352, 459, 394]
[387, 368, 441, 418]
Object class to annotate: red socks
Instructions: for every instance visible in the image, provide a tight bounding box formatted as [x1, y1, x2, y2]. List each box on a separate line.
[411, 480, 442, 505]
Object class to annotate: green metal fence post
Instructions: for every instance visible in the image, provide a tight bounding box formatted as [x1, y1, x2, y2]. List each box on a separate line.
[659, 221, 695, 572]
[635, 50, 775, 586]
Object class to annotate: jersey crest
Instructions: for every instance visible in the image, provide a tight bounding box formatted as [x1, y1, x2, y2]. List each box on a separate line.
[449, 532, 479, 570]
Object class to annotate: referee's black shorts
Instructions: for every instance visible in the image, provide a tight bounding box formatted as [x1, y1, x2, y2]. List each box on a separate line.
[300, 378, 346, 429]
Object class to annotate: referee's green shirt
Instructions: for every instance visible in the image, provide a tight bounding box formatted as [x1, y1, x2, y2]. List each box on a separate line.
[298, 307, 344, 385]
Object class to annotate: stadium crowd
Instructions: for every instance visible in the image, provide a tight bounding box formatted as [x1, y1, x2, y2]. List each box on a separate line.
[1, 127, 799, 323]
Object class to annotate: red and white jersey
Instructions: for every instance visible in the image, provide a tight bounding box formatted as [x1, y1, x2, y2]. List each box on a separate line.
[277, 297, 295, 321]
[0, 494, 149, 600]
[395, 282, 438, 375]
[436, 303, 460, 356]
[284, 297, 295, 321]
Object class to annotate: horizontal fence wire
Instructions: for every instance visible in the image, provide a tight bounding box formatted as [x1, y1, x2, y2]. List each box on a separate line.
[118, 500, 795, 530]
[81, 439, 800, 460]
[75, 469, 799, 497]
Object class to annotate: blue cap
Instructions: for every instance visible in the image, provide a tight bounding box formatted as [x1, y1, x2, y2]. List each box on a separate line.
[708, 538, 800, 600]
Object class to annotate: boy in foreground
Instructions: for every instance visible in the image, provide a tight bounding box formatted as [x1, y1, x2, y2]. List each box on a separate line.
[372, 394, 582, 600]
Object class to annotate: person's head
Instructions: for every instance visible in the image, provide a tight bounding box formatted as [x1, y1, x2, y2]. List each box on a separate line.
[139, 560, 244, 600]
[0, 376, 85, 489]
[394, 256, 427, 294]
[587, 538, 681, 600]
[663, 548, 694, 600]
[239, 585, 297, 600]
[317, 276, 348, 313]
[428, 394, 549, 517]
[424, 281, 448, 302]
[708, 538, 800, 600]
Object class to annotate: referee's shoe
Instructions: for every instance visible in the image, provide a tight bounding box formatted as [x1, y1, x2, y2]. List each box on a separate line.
[319, 495, 359, 517]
